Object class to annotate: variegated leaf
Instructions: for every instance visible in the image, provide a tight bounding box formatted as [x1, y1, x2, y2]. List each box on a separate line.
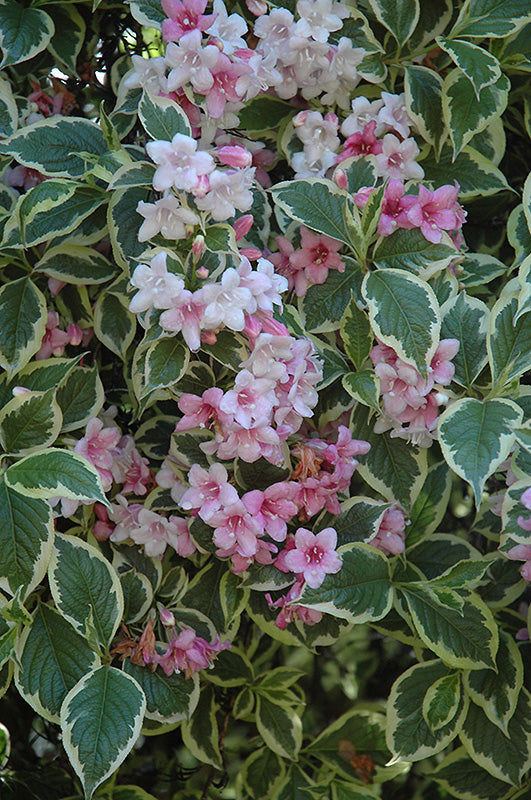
[0, 388, 62, 454]
[0, 277, 47, 376]
[5, 449, 107, 505]
[0, 0, 54, 67]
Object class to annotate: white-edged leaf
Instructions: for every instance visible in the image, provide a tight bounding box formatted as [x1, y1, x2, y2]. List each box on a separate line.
[35, 244, 117, 285]
[6, 449, 108, 505]
[440, 291, 489, 388]
[60, 666, 146, 800]
[487, 292, 531, 389]
[15, 603, 99, 723]
[143, 338, 189, 395]
[406, 461, 452, 546]
[0, 0, 54, 67]
[181, 685, 222, 769]
[138, 90, 191, 140]
[298, 543, 393, 623]
[0, 75, 18, 137]
[442, 70, 509, 157]
[422, 672, 462, 732]
[49, 533, 123, 649]
[451, 0, 531, 38]
[373, 229, 456, 279]
[340, 293, 372, 369]
[255, 695, 302, 760]
[123, 660, 199, 724]
[367, 0, 420, 46]
[432, 746, 519, 800]
[362, 269, 440, 378]
[0, 276, 47, 376]
[0, 388, 62, 454]
[404, 66, 446, 154]
[438, 398, 523, 507]
[437, 37, 501, 96]
[342, 371, 380, 411]
[420, 144, 510, 200]
[0, 477, 54, 598]
[241, 747, 286, 800]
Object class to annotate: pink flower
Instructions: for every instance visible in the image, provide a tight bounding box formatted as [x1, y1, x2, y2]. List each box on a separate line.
[507, 544, 531, 582]
[153, 627, 230, 677]
[74, 418, 121, 491]
[175, 388, 229, 432]
[377, 179, 417, 236]
[203, 54, 250, 118]
[406, 183, 465, 244]
[371, 505, 406, 555]
[180, 463, 239, 520]
[36, 311, 72, 360]
[430, 339, 460, 384]
[146, 133, 215, 193]
[111, 435, 151, 495]
[242, 482, 298, 542]
[284, 527, 342, 588]
[209, 499, 264, 558]
[337, 120, 383, 162]
[289, 227, 345, 296]
[129, 251, 185, 313]
[161, 0, 216, 42]
[159, 288, 206, 352]
[165, 32, 219, 94]
[167, 516, 197, 557]
[375, 134, 424, 181]
[219, 369, 277, 428]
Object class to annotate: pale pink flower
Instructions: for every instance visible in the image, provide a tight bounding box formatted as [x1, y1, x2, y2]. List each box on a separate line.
[295, 0, 349, 42]
[371, 505, 406, 555]
[74, 418, 121, 491]
[219, 369, 277, 428]
[153, 627, 230, 676]
[111, 435, 151, 495]
[161, 0, 216, 42]
[156, 458, 187, 503]
[254, 8, 296, 57]
[289, 227, 345, 296]
[175, 387, 228, 431]
[201, 268, 255, 330]
[159, 288, 205, 351]
[507, 544, 531, 582]
[35, 311, 72, 360]
[129, 251, 184, 313]
[166, 516, 196, 557]
[180, 462, 239, 520]
[209, 499, 264, 558]
[341, 97, 384, 138]
[237, 256, 287, 314]
[430, 339, 460, 384]
[208, 0, 248, 54]
[123, 55, 168, 94]
[195, 167, 255, 221]
[284, 527, 342, 588]
[165, 32, 219, 94]
[377, 92, 412, 139]
[267, 577, 323, 628]
[137, 196, 199, 242]
[242, 482, 298, 541]
[202, 54, 250, 118]
[147, 134, 215, 193]
[376, 134, 424, 181]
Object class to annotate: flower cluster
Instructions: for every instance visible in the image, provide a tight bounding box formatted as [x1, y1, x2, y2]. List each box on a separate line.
[370, 338, 460, 445]
[507, 486, 531, 581]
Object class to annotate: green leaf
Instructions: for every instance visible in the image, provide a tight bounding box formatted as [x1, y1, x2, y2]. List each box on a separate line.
[342, 371, 380, 411]
[35, 245, 117, 285]
[108, 161, 155, 190]
[271, 179, 357, 250]
[302, 260, 363, 333]
[0, 0, 54, 67]
[350, 404, 427, 509]
[437, 37, 501, 97]
[255, 695, 302, 760]
[438, 398, 522, 507]
[406, 462, 452, 546]
[362, 268, 440, 378]
[451, 0, 531, 38]
[49, 533, 123, 650]
[93, 292, 136, 361]
[6, 449, 107, 505]
[487, 293, 531, 389]
[398, 584, 498, 669]
[181, 685, 222, 769]
[206, 647, 254, 688]
[61, 666, 146, 800]
[138, 90, 191, 140]
[373, 229, 456, 278]
[423, 672, 462, 732]
[239, 95, 294, 132]
[0, 388, 62, 454]
[459, 252, 507, 288]
[387, 660, 466, 760]
[123, 660, 199, 724]
[0, 75, 18, 137]
[420, 144, 510, 200]
[0, 117, 107, 178]
[440, 291, 489, 388]
[328, 497, 390, 548]
[0, 276, 47, 376]
[143, 338, 189, 395]
[404, 66, 446, 153]
[129, 0, 165, 26]
[298, 543, 393, 624]
[432, 746, 517, 800]
[108, 186, 149, 269]
[0, 477, 54, 597]
[442, 71, 509, 157]
[241, 747, 286, 800]
[120, 569, 152, 623]
[56, 366, 105, 432]
[464, 632, 523, 733]
[19, 181, 105, 247]
[408, 534, 481, 579]
[515, 253, 531, 322]
[367, 0, 420, 46]
[14, 603, 99, 723]
[47, 4, 85, 73]
[340, 295, 372, 369]
[460, 689, 531, 786]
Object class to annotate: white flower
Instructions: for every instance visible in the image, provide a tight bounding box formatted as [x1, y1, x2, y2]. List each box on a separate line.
[147, 133, 215, 193]
[320, 39, 365, 109]
[201, 268, 256, 331]
[129, 251, 184, 313]
[377, 92, 413, 139]
[137, 196, 200, 241]
[165, 33, 219, 94]
[122, 55, 168, 94]
[375, 134, 424, 181]
[341, 97, 384, 137]
[195, 167, 255, 221]
[208, 0, 248, 55]
[295, 0, 349, 43]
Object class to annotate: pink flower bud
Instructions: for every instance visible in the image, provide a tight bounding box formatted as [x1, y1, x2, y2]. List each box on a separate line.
[293, 111, 309, 127]
[193, 174, 210, 198]
[196, 265, 209, 279]
[201, 331, 217, 345]
[233, 214, 254, 241]
[160, 608, 176, 626]
[333, 168, 348, 190]
[67, 323, 83, 346]
[12, 386, 31, 396]
[47, 277, 67, 296]
[260, 316, 290, 336]
[240, 247, 262, 260]
[325, 112, 339, 128]
[192, 235, 205, 258]
[246, 0, 267, 15]
[216, 145, 253, 169]
[243, 314, 262, 338]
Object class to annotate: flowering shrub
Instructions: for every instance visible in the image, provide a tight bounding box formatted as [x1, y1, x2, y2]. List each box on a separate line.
[0, 0, 530, 799]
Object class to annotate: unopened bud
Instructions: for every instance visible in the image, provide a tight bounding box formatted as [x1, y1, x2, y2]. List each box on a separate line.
[160, 608, 175, 627]
[193, 174, 210, 198]
[246, 0, 267, 15]
[196, 265, 209, 279]
[243, 314, 262, 338]
[201, 331, 217, 345]
[12, 386, 31, 396]
[192, 235, 205, 259]
[325, 112, 339, 128]
[293, 111, 308, 127]
[67, 323, 83, 346]
[216, 145, 253, 169]
[240, 246, 262, 260]
[333, 168, 348, 190]
[233, 214, 254, 241]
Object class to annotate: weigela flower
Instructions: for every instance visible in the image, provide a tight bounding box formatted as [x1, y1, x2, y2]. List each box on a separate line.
[180, 462, 239, 520]
[161, 0, 217, 42]
[371, 505, 406, 555]
[137, 196, 200, 242]
[165, 32, 219, 94]
[405, 182, 466, 244]
[74, 418, 121, 491]
[283, 527, 342, 588]
[153, 627, 231, 677]
[147, 133, 215, 193]
[376, 134, 424, 181]
[129, 251, 185, 313]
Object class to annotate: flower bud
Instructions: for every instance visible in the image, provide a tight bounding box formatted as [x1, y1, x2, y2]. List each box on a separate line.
[160, 608, 176, 627]
[196, 265, 209, 279]
[216, 145, 253, 169]
[192, 235, 205, 259]
[233, 214, 254, 241]
[333, 168, 348, 190]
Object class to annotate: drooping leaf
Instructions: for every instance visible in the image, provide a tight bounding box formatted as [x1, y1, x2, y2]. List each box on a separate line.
[6, 449, 107, 505]
[0, 277, 47, 376]
[0, 0, 54, 67]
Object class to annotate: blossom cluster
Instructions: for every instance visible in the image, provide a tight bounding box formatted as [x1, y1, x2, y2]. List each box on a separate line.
[507, 486, 531, 581]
